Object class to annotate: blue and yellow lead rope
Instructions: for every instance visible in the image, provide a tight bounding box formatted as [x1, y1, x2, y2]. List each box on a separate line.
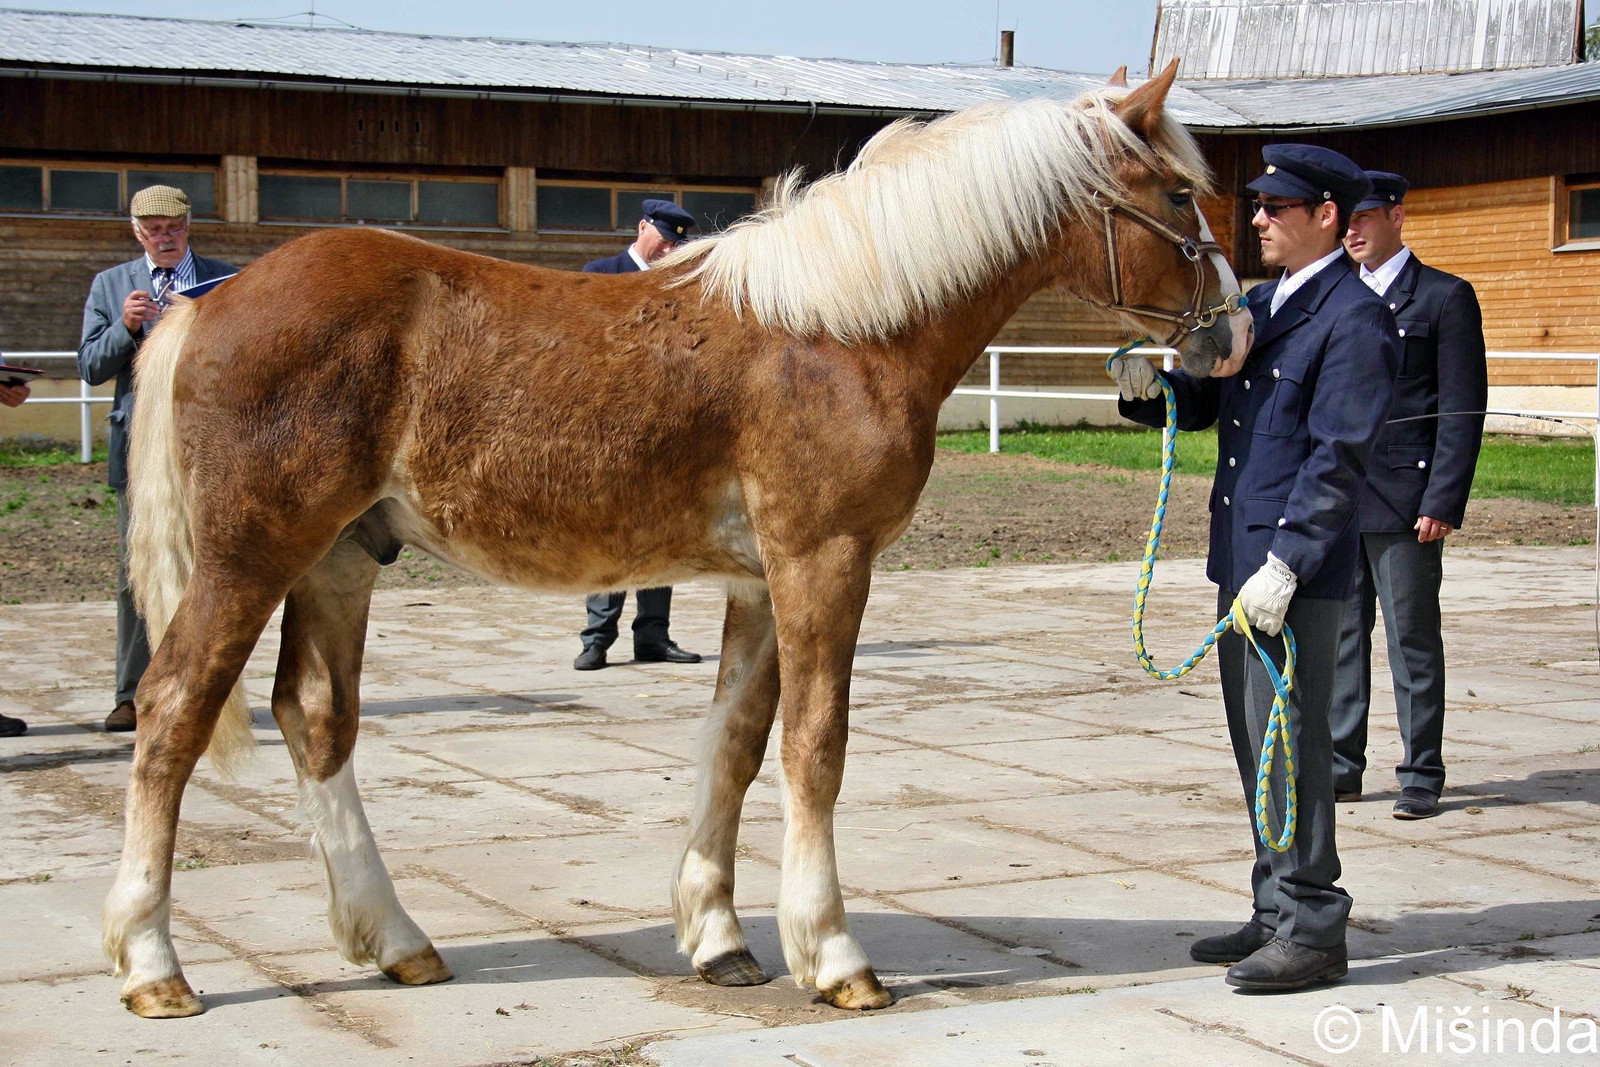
[1108, 337, 1300, 853]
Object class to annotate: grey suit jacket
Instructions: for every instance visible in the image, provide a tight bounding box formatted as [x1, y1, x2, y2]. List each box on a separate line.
[77, 251, 236, 489]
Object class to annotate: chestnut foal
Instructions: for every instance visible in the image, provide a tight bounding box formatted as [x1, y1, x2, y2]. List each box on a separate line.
[107, 62, 1247, 1017]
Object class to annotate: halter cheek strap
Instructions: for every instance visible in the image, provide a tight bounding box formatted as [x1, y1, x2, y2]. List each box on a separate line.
[1092, 191, 1248, 348]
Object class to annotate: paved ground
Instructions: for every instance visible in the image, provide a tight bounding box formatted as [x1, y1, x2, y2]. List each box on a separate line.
[1, 549, 1596, 1066]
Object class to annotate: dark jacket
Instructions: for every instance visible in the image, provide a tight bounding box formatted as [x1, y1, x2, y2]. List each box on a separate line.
[1357, 253, 1487, 531]
[77, 252, 237, 489]
[1120, 256, 1400, 600]
[583, 249, 642, 275]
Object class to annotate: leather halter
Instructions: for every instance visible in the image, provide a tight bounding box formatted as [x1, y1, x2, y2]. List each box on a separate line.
[1091, 190, 1247, 348]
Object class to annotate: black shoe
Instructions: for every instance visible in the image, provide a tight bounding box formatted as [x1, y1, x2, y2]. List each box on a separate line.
[1335, 790, 1362, 803]
[1226, 938, 1347, 992]
[634, 640, 701, 664]
[573, 647, 608, 671]
[105, 701, 137, 732]
[1392, 787, 1440, 820]
[1190, 920, 1274, 964]
[0, 713, 26, 738]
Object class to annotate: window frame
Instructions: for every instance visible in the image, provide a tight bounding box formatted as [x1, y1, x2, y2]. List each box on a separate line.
[257, 168, 504, 230]
[1554, 174, 1600, 253]
[535, 178, 759, 235]
[0, 159, 222, 219]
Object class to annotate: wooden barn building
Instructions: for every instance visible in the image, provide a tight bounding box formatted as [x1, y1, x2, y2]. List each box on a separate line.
[1, 3, 1595, 438]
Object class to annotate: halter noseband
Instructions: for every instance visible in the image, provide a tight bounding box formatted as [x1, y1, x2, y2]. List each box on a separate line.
[1091, 190, 1247, 348]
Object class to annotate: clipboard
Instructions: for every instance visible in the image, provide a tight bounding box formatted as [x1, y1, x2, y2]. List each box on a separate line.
[0, 365, 44, 388]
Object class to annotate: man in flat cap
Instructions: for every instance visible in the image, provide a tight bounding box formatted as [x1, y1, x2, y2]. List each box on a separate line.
[78, 184, 235, 732]
[573, 198, 703, 670]
[1331, 171, 1487, 821]
[1114, 144, 1400, 991]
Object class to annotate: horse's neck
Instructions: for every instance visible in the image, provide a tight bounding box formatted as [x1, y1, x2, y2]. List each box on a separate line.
[905, 247, 1065, 401]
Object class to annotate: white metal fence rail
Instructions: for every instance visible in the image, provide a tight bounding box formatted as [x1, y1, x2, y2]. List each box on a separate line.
[10, 346, 1600, 503]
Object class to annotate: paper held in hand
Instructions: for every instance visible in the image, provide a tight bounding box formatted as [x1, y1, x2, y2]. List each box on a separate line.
[0, 364, 44, 389]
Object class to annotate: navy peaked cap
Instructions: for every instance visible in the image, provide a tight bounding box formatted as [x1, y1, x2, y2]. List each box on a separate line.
[642, 198, 697, 242]
[1246, 144, 1372, 213]
[1353, 170, 1410, 213]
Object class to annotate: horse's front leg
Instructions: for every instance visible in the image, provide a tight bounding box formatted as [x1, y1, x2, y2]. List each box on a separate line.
[674, 582, 781, 985]
[767, 540, 892, 1010]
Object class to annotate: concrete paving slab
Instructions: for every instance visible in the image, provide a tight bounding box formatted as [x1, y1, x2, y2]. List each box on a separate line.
[3, 549, 1595, 1064]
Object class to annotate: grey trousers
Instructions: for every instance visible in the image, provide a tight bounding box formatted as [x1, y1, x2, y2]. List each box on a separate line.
[115, 489, 151, 706]
[1218, 589, 1351, 950]
[1329, 533, 1447, 796]
[581, 587, 672, 652]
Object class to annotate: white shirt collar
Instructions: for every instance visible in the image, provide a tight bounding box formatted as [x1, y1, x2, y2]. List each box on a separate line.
[1358, 245, 1412, 296]
[627, 245, 650, 271]
[1268, 247, 1347, 316]
[145, 248, 193, 274]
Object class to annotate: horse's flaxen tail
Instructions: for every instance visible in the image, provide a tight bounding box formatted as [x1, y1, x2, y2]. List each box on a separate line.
[127, 297, 255, 775]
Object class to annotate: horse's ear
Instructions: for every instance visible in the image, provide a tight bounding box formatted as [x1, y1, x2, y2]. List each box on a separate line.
[1114, 57, 1180, 138]
[1108, 65, 1128, 87]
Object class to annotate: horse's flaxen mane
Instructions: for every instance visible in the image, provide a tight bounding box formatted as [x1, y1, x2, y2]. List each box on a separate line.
[669, 88, 1212, 344]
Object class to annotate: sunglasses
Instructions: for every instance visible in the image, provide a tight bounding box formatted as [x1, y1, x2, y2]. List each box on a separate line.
[1252, 198, 1315, 219]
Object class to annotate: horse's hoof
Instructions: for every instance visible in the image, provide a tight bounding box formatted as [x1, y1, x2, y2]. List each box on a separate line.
[382, 946, 453, 986]
[697, 949, 769, 987]
[821, 970, 893, 1010]
[122, 976, 205, 1018]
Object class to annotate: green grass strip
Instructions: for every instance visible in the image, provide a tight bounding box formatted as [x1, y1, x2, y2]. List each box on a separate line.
[939, 422, 1595, 506]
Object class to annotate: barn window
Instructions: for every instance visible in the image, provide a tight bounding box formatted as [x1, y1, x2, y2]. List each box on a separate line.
[259, 171, 501, 228]
[1567, 183, 1600, 242]
[0, 161, 218, 217]
[536, 180, 759, 234]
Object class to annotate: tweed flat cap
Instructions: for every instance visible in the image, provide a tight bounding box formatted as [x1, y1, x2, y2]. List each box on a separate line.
[130, 185, 191, 218]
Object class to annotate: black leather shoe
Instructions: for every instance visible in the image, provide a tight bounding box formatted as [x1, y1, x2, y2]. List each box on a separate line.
[1335, 790, 1362, 803]
[1393, 787, 1440, 820]
[1190, 920, 1274, 964]
[105, 701, 137, 732]
[0, 713, 26, 738]
[573, 647, 608, 671]
[634, 641, 702, 664]
[1226, 938, 1347, 992]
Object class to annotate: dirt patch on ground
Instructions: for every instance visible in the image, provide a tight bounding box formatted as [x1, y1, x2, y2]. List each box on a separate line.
[2, 452, 1592, 603]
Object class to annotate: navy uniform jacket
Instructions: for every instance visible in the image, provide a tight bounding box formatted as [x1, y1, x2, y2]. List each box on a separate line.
[1120, 257, 1401, 600]
[78, 252, 236, 489]
[1357, 255, 1486, 532]
[584, 249, 641, 275]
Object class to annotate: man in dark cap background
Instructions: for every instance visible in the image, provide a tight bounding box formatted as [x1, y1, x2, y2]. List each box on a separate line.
[1113, 143, 1400, 991]
[573, 198, 704, 671]
[1331, 171, 1488, 821]
[78, 184, 236, 732]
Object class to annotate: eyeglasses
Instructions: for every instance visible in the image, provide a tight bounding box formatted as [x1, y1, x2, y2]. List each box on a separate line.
[1251, 198, 1314, 219]
[135, 221, 189, 240]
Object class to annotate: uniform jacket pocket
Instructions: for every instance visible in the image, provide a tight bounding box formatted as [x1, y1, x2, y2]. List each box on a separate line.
[1388, 444, 1432, 474]
[1241, 496, 1289, 530]
[1259, 359, 1309, 438]
[1396, 320, 1431, 377]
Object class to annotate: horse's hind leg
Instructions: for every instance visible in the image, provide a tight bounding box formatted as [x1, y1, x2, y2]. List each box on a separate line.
[105, 571, 285, 1018]
[272, 540, 450, 986]
[674, 583, 780, 986]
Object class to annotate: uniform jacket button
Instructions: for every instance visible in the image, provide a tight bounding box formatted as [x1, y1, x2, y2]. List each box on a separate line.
[1272, 368, 1281, 379]
[1222, 496, 1231, 505]
[1228, 457, 1236, 467]
[1233, 418, 1241, 426]
[1243, 380, 1252, 390]
[1389, 302, 1397, 309]
[1277, 518, 1287, 526]
[1398, 328, 1406, 337]
[1418, 460, 1427, 468]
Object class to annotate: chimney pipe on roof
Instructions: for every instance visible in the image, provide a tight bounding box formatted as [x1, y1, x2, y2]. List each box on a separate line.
[999, 29, 1014, 68]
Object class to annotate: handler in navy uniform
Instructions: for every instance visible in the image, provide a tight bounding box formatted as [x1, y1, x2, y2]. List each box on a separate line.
[574, 198, 704, 670]
[1330, 172, 1487, 820]
[78, 185, 236, 731]
[1111, 145, 1399, 991]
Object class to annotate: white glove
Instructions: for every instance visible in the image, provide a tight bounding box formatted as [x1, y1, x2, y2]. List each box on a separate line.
[1108, 353, 1161, 402]
[1234, 552, 1297, 637]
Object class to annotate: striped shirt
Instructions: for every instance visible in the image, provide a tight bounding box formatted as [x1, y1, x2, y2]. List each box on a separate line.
[144, 248, 196, 303]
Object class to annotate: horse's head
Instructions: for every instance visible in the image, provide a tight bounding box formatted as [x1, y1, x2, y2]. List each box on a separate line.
[1062, 60, 1252, 379]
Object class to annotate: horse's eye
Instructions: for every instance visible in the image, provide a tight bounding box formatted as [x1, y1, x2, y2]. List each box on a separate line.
[1168, 190, 1194, 210]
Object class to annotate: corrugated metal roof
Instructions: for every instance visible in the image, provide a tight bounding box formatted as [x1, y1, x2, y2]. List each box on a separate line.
[1189, 59, 1600, 127]
[1154, 0, 1582, 79]
[0, 7, 1249, 122]
[1, 7, 1595, 132]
